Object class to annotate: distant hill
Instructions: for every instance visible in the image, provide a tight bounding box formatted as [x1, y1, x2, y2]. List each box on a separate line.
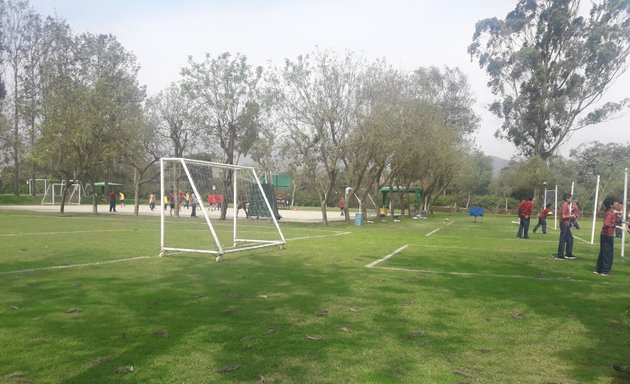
[489, 156, 510, 178]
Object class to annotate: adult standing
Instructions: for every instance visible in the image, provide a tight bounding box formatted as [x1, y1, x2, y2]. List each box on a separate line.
[556, 193, 576, 260]
[533, 203, 553, 234]
[594, 197, 618, 276]
[516, 196, 534, 239]
[108, 189, 117, 213]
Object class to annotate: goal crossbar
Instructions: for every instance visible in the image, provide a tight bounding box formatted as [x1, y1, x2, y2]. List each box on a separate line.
[160, 157, 286, 258]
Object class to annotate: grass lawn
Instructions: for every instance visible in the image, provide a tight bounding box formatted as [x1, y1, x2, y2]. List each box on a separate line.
[0, 209, 629, 383]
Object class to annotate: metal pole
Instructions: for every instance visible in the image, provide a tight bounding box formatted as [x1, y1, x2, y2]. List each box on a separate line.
[554, 185, 558, 230]
[590, 175, 600, 245]
[621, 168, 627, 258]
[160, 158, 165, 256]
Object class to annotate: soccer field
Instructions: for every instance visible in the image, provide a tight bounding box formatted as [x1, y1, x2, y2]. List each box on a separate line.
[1, 209, 629, 383]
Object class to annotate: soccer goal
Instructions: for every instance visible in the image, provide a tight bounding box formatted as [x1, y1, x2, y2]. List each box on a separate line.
[159, 158, 286, 259]
[41, 181, 83, 205]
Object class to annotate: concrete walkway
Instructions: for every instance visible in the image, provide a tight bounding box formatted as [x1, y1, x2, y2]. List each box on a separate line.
[0, 204, 349, 223]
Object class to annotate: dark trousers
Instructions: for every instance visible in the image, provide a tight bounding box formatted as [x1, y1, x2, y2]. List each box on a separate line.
[595, 235, 614, 273]
[517, 216, 530, 238]
[533, 218, 547, 234]
[191, 204, 197, 217]
[109, 200, 116, 212]
[557, 223, 574, 257]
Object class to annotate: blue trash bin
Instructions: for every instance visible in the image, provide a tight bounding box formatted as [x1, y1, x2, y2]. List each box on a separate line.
[354, 213, 363, 226]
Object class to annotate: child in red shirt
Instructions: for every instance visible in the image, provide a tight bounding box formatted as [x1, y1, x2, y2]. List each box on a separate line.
[533, 203, 552, 234]
[594, 197, 619, 276]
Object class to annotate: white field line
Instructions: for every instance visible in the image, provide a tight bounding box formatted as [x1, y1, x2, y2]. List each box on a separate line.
[0, 229, 127, 237]
[369, 265, 630, 286]
[0, 255, 156, 276]
[425, 228, 441, 236]
[425, 220, 455, 237]
[366, 245, 409, 268]
[573, 235, 590, 244]
[286, 231, 351, 241]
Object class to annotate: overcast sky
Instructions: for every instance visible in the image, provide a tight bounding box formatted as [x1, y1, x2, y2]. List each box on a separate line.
[30, 0, 630, 159]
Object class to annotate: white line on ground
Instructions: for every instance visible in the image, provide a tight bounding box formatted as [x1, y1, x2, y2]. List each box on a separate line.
[0, 229, 128, 237]
[0, 256, 156, 276]
[426, 228, 441, 237]
[287, 232, 352, 241]
[573, 235, 590, 244]
[446, 220, 456, 226]
[369, 265, 630, 286]
[366, 245, 409, 268]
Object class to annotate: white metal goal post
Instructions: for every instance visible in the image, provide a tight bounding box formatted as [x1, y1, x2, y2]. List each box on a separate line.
[159, 157, 286, 259]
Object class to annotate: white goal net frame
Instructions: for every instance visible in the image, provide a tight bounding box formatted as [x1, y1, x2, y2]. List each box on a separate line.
[159, 157, 286, 258]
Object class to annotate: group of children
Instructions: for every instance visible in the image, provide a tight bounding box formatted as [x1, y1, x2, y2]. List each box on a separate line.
[517, 193, 627, 276]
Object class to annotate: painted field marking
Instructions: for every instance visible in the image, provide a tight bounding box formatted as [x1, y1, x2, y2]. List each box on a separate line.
[287, 231, 351, 241]
[426, 228, 441, 237]
[573, 235, 590, 244]
[0, 229, 128, 237]
[0, 255, 156, 276]
[366, 245, 409, 268]
[369, 265, 630, 286]
[425, 220, 456, 237]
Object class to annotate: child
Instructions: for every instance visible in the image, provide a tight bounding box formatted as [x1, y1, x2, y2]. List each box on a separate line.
[533, 203, 552, 234]
[594, 197, 619, 276]
[571, 201, 581, 230]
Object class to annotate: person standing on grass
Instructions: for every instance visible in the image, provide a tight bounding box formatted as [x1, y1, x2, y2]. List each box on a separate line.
[594, 197, 619, 276]
[533, 203, 552, 234]
[516, 196, 534, 239]
[614, 201, 624, 239]
[571, 201, 581, 230]
[148, 192, 156, 211]
[108, 189, 117, 212]
[556, 193, 576, 260]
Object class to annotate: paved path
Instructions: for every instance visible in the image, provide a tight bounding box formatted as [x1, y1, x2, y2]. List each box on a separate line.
[0, 204, 348, 223]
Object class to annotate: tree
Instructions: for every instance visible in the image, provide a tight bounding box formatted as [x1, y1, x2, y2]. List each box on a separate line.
[146, 82, 196, 159]
[469, 0, 630, 160]
[1, 0, 39, 195]
[277, 50, 365, 225]
[450, 151, 494, 201]
[36, 31, 145, 213]
[181, 52, 264, 219]
[570, 141, 630, 199]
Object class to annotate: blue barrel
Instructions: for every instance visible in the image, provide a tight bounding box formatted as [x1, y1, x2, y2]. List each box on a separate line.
[354, 213, 363, 226]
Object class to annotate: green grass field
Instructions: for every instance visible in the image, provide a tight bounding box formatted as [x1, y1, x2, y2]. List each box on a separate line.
[1, 209, 629, 383]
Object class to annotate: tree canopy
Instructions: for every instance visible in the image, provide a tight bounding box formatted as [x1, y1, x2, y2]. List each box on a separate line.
[469, 0, 630, 160]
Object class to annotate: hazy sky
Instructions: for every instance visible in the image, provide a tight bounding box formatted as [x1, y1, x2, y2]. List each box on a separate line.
[30, 0, 630, 159]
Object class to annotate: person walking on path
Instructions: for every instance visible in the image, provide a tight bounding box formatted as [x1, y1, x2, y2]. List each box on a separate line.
[516, 196, 534, 239]
[108, 189, 117, 213]
[119, 191, 125, 208]
[594, 197, 620, 276]
[556, 193, 576, 260]
[339, 197, 345, 216]
[533, 203, 553, 234]
[148, 192, 156, 211]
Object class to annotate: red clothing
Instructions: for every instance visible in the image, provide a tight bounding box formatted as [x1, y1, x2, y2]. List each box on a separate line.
[601, 209, 617, 237]
[538, 208, 551, 219]
[560, 202, 572, 225]
[108, 191, 116, 200]
[518, 200, 534, 217]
